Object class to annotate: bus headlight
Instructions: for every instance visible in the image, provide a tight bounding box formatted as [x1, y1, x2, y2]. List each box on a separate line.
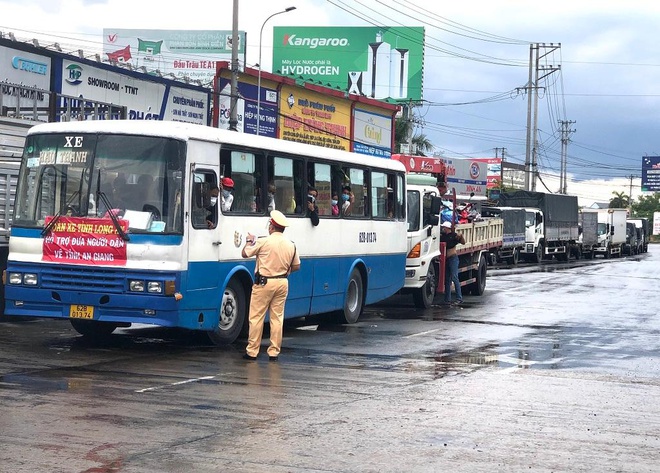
[8, 273, 23, 285]
[23, 274, 38, 285]
[147, 281, 162, 293]
[129, 280, 145, 292]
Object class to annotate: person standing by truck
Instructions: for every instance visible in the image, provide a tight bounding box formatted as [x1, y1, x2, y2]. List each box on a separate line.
[440, 221, 466, 305]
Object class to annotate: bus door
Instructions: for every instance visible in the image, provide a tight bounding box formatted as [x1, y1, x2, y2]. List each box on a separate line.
[186, 163, 221, 295]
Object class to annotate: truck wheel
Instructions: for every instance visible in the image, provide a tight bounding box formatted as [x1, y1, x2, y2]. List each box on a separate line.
[338, 268, 364, 324]
[207, 278, 247, 345]
[413, 262, 437, 309]
[604, 245, 611, 259]
[469, 254, 487, 296]
[511, 248, 520, 265]
[533, 243, 544, 264]
[70, 319, 118, 338]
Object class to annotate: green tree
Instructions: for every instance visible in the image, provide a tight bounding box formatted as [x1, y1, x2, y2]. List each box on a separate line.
[631, 192, 660, 220]
[609, 190, 629, 208]
[394, 118, 434, 156]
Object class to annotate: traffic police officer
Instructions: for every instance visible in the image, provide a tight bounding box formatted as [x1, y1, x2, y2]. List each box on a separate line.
[242, 210, 300, 361]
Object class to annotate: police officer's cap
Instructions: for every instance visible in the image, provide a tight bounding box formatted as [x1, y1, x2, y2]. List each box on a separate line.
[270, 210, 289, 228]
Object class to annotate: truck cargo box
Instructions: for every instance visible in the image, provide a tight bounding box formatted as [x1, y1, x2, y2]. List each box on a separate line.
[499, 190, 579, 225]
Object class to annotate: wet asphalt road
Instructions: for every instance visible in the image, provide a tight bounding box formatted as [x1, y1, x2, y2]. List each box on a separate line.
[1, 247, 659, 472]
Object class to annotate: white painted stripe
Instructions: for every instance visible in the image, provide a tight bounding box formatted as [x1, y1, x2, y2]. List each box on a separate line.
[135, 375, 215, 393]
[404, 328, 441, 338]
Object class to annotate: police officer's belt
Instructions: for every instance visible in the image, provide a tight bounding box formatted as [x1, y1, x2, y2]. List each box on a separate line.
[264, 274, 288, 279]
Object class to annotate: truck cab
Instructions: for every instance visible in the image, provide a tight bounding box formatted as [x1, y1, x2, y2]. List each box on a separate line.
[403, 177, 443, 308]
[522, 208, 544, 263]
[624, 221, 639, 255]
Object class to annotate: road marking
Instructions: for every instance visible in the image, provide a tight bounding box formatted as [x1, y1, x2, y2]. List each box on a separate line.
[136, 375, 216, 393]
[404, 329, 441, 338]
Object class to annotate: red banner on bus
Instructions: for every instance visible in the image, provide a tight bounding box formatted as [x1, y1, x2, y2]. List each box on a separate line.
[42, 216, 129, 265]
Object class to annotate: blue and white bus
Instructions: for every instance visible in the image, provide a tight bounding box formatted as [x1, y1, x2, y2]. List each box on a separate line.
[4, 120, 407, 343]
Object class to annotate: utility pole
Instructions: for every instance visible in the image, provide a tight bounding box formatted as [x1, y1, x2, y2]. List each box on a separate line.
[519, 43, 561, 191]
[558, 120, 576, 194]
[628, 174, 636, 206]
[494, 147, 506, 160]
[229, 0, 239, 131]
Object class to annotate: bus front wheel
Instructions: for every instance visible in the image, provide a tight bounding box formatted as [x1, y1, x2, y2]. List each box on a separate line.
[208, 279, 247, 345]
[339, 268, 364, 324]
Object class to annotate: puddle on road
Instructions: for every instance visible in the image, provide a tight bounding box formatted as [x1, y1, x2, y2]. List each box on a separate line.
[430, 340, 564, 379]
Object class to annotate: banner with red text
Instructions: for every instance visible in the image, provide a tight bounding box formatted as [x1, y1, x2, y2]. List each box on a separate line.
[42, 217, 129, 265]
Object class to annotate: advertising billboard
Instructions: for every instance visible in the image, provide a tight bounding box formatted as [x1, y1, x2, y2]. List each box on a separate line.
[641, 156, 660, 192]
[472, 157, 503, 189]
[444, 158, 488, 197]
[278, 84, 351, 150]
[502, 162, 527, 190]
[272, 26, 424, 102]
[59, 60, 210, 124]
[353, 108, 393, 158]
[103, 29, 245, 85]
[0, 45, 51, 113]
[215, 72, 279, 137]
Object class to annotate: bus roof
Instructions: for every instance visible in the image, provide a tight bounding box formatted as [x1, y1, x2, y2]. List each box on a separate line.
[27, 120, 406, 172]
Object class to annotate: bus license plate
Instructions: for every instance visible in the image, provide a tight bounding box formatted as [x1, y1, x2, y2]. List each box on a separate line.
[69, 305, 94, 319]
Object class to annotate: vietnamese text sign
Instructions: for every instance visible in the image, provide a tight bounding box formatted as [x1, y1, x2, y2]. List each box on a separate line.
[43, 217, 128, 265]
[61, 60, 209, 124]
[273, 26, 424, 102]
[103, 29, 245, 85]
[353, 108, 392, 158]
[278, 84, 351, 150]
[444, 158, 488, 197]
[642, 156, 660, 192]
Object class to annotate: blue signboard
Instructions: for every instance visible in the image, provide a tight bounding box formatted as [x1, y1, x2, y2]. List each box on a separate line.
[641, 156, 660, 192]
[217, 77, 278, 138]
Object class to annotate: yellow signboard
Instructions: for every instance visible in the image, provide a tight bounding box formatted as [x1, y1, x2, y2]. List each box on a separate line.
[278, 84, 351, 151]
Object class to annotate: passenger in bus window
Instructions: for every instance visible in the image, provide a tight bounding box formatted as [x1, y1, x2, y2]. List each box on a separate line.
[206, 185, 219, 228]
[341, 186, 354, 216]
[331, 192, 340, 216]
[267, 183, 277, 212]
[220, 177, 234, 211]
[306, 187, 319, 226]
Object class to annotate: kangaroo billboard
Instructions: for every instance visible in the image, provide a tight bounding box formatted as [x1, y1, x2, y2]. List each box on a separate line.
[272, 26, 424, 103]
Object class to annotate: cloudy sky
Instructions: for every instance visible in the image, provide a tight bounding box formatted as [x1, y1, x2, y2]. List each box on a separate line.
[1, 0, 657, 206]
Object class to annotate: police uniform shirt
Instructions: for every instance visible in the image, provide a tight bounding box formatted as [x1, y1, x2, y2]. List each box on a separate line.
[244, 232, 300, 277]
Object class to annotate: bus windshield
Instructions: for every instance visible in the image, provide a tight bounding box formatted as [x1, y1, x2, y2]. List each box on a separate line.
[14, 133, 185, 233]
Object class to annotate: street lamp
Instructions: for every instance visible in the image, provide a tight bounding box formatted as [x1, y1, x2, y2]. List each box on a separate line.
[257, 6, 296, 136]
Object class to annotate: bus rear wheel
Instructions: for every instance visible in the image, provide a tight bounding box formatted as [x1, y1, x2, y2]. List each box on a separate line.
[208, 279, 247, 345]
[70, 319, 119, 338]
[338, 268, 364, 324]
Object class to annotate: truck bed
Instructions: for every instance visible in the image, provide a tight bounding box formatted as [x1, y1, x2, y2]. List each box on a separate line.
[455, 218, 503, 255]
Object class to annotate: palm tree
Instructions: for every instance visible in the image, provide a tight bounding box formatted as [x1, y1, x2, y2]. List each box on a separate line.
[394, 118, 434, 156]
[609, 190, 629, 208]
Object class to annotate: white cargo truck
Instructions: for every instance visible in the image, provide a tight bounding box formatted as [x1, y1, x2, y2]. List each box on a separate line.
[587, 208, 627, 258]
[402, 174, 503, 308]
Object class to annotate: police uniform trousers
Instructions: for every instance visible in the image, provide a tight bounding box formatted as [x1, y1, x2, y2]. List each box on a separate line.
[246, 278, 288, 357]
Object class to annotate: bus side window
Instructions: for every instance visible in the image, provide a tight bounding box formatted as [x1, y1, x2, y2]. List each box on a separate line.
[309, 162, 332, 217]
[343, 166, 367, 218]
[221, 149, 263, 213]
[268, 155, 304, 216]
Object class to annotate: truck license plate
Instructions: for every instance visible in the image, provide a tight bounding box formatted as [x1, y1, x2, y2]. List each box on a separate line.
[69, 304, 94, 319]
